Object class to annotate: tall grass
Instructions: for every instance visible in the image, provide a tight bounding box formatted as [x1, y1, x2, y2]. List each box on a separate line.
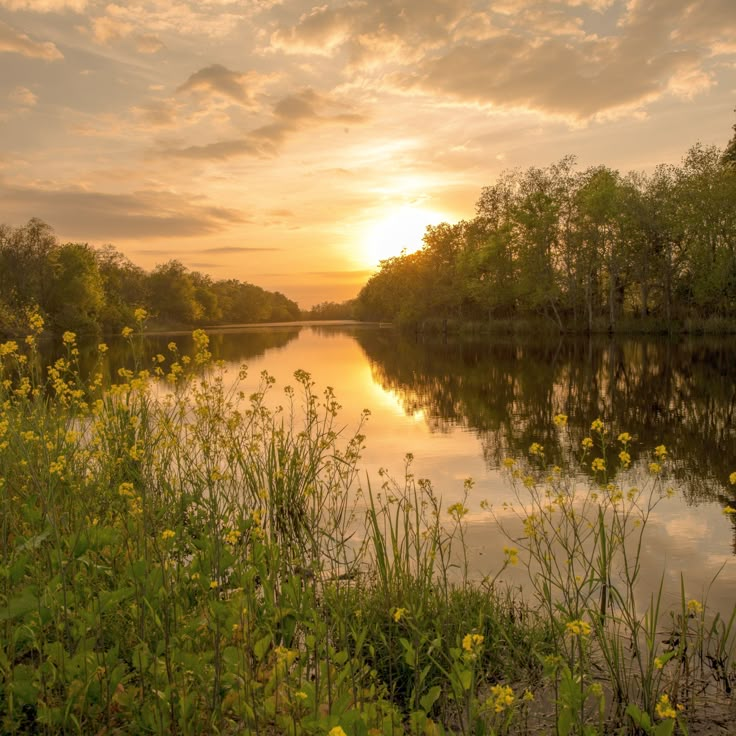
[1, 312, 735, 735]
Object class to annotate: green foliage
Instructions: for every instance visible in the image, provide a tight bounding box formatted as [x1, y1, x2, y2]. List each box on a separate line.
[356, 142, 736, 331]
[1, 321, 736, 734]
[0, 221, 301, 337]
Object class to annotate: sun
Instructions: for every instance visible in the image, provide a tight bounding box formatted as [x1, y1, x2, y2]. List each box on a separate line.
[360, 206, 448, 267]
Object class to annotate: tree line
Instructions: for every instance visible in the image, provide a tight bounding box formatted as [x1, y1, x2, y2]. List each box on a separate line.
[0, 219, 300, 335]
[356, 138, 736, 332]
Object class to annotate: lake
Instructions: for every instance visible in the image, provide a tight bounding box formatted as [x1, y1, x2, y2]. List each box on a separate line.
[67, 323, 736, 614]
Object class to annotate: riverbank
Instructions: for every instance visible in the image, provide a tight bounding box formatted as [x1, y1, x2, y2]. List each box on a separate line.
[2, 319, 735, 734]
[395, 315, 736, 336]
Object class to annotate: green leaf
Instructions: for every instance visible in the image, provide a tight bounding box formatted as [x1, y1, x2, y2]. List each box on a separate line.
[557, 707, 573, 736]
[458, 669, 472, 691]
[0, 589, 38, 621]
[654, 720, 675, 736]
[98, 586, 134, 613]
[400, 637, 416, 666]
[420, 685, 441, 713]
[625, 703, 652, 731]
[254, 633, 272, 661]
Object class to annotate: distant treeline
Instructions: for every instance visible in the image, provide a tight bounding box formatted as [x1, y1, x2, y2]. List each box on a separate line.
[301, 299, 358, 321]
[0, 219, 300, 335]
[356, 138, 736, 332]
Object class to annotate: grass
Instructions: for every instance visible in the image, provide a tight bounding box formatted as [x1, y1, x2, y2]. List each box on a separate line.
[1, 310, 736, 735]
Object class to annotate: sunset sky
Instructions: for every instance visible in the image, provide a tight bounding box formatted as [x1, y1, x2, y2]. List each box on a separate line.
[1, 0, 735, 307]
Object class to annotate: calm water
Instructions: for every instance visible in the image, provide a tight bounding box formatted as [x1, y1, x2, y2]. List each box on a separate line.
[63, 324, 736, 612]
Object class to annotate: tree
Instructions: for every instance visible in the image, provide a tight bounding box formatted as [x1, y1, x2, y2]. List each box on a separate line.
[722, 108, 736, 167]
[96, 245, 147, 330]
[147, 261, 202, 324]
[47, 243, 105, 332]
[0, 218, 57, 313]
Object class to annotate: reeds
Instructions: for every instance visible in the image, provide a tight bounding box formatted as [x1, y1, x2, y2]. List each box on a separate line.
[1, 313, 734, 734]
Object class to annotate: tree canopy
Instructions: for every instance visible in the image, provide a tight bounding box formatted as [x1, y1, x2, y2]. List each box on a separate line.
[356, 141, 736, 331]
[0, 221, 300, 335]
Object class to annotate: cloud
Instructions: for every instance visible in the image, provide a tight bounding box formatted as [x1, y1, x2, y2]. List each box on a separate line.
[134, 99, 178, 127]
[136, 33, 164, 54]
[159, 87, 366, 161]
[98, 1, 247, 39]
[266, 0, 734, 121]
[273, 88, 321, 120]
[158, 138, 267, 160]
[0, 19, 63, 60]
[0, 182, 245, 239]
[0, 0, 87, 11]
[270, 4, 353, 56]
[199, 246, 280, 253]
[91, 14, 134, 44]
[386, 5, 726, 119]
[8, 85, 38, 107]
[176, 63, 272, 106]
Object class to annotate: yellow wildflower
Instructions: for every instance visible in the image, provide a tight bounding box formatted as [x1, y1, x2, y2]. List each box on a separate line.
[591, 457, 605, 472]
[486, 684, 515, 713]
[503, 546, 519, 565]
[118, 482, 135, 497]
[447, 502, 468, 519]
[97, 343, 108, 353]
[134, 307, 147, 322]
[502, 457, 515, 468]
[529, 442, 544, 456]
[687, 599, 703, 615]
[619, 450, 631, 467]
[655, 694, 677, 720]
[121, 326, 134, 338]
[210, 580, 219, 589]
[723, 506, 736, 515]
[582, 437, 594, 449]
[649, 462, 662, 474]
[553, 413, 568, 427]
[565, 619, 591, 637]
[654, 657, 665, 669]
[393, 607, 407, 623]
[62, 331, 76, 345]
[161, 529, 175, 541]
[590, 418, 604, 433]
[28, 310, 44, 332]
[462, 633, 484, 652]
[655, 444, 667, 459]
[295, 691, 307, 700]
[729, 471, 736, 485]
[618, 432, 632, 443]
[328, 727, 347, 736]
[224, 529, 241, 546]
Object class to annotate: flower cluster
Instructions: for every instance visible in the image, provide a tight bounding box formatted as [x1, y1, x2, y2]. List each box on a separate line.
[485, 684, 515, 713]
[655, 693, 678, 720]
[565, 619, 591, 637]
[462, 632, 484, 655]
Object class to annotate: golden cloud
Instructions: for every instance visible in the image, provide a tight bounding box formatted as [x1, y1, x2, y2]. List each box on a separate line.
[0, 19, 63, 60]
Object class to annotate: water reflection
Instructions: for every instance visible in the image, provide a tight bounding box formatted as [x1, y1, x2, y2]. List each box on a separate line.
[353, 330, 736, 508]
[34, 324, 736, 573]
[38, 326, 302, 384]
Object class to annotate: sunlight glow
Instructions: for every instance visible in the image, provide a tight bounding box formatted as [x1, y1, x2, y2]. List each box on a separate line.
[360, 206, 448, 267]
